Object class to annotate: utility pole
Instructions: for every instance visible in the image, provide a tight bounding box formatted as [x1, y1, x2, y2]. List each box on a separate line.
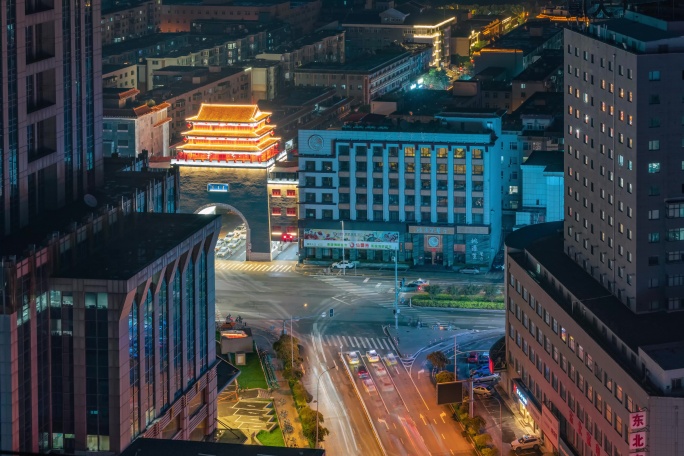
[394, 250, 399, 333]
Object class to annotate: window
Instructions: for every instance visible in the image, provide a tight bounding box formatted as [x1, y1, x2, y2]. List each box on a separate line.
[286, 207, 296, 216]
[648, 140, 660, 150]
[648, 70, 661, 81]
[649, 232, 660, 243]
[286, 189, 296, 197]
[648, 163, 661, 173]
[271, 207, 282, 215]
[271, 189, 282, 197]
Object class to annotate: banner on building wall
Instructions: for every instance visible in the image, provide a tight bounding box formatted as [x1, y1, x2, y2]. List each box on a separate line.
[628, 410, 648, 455]
[540, 405, 559, 448]
[465, 234, 491, 263]
[302, 229, 399, 250]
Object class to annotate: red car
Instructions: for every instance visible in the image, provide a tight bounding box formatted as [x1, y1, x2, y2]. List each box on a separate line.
[467, 352, 479, 363]
[357, 366, 369, 379]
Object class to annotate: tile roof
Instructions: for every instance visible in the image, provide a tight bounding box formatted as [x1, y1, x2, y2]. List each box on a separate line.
[189, 104, 271, 123]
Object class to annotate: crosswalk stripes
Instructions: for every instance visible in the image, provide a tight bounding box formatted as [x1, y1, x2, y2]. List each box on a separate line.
[214, 260, 294, 272]
[320, 335, 393, 350]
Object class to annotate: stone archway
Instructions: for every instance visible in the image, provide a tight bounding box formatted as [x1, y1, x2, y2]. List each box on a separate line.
[195, 203, 258, 261]
[179, 167, 271, 261]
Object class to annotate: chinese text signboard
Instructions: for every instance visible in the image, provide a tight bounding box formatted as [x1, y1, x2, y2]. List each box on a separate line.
[628, 410, 648, 455]
[303, 229, 399, 250]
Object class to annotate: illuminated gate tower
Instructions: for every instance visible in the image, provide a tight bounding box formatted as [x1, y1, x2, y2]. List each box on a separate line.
[175, 104, 283, 167]
[172, 103, 291, 261]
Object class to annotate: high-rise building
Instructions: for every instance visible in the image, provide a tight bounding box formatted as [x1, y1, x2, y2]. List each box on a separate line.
[564, 13, 684, 313]
[2, 0, 104, 235]
[503, 9, 684, 456]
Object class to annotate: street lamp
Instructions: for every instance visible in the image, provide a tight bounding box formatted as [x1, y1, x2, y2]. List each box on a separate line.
[341, 221, 345, 276]
[315, 364, 337, 448]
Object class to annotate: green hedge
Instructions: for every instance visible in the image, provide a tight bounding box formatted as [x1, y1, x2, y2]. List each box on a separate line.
[411, 295, 504, 310]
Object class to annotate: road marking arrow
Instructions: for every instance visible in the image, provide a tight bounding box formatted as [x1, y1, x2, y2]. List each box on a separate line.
[440, 412, 447, 423]
[419, 414, 427, 425]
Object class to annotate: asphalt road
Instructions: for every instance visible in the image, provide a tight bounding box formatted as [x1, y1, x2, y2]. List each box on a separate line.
[214, 261, 507, 456]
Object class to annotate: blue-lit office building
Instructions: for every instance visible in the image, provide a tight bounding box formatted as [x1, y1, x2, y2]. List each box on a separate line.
[298, 110, 510, 268]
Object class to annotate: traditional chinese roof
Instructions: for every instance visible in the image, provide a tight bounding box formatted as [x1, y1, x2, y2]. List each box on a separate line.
[180, 125, 274, 138]
[176, 138, 280, 153]
[188, 104, 271, 124]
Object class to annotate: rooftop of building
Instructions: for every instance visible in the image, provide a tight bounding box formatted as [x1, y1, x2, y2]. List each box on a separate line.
[0, 159, 181, 260]
[102, 0, 151, 15]
[120, 438, 325, 456]
[103, 32, 188, 56]
[163, 0, 290, 6]
[265, 29, 343, 53]
[479, 19, 564, 55]
[342, 6, 456, 26]
[339, 108, 504, 134]
[56, 212, 220, 280]
[295, 46, 425, 74]
[642, 341, 684, 371]
[513, 51, 563, 81]
[380, 89, 456, 116]
[103, 63, 137, 74]
[259, 87, 338, 111]
[507, 222, 684, 376]
[148, 66, 247, 102]
[504, 91, 564, 131]
[189, 104, 271, 123]
[521, 150, 564, 172]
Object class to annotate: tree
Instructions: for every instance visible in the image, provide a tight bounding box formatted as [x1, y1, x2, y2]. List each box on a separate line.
[480, 448, 499, 456]
[435, 371, 455, 383]
[300, 406, 329, 443]
[424, 284, 442, 303]
[426, 350, 449, 371]
[422, 68, 451, 90]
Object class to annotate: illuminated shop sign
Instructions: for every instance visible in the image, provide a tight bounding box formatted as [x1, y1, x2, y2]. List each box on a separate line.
[207, 183, 229, 193]
[303, 229, 399, 250]
[515, 385, 529, 406]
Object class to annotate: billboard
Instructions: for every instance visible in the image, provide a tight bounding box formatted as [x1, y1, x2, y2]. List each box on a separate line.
[436, 381, 464, 405]
[303, 228, 399, 250]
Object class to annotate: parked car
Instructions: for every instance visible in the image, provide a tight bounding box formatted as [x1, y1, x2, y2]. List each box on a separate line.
[459, 267, 481, 274]
[471, 372, 500, 383]
[332, 260, 356, 269]
[467, 351, 479, 363]
[356, 366, 369, 379]
[470, 366, 491, 377]
[472, 385, 493, 397]
[384, 353, 398, 366]
[346, 351, 360, 365]
[511, 435, 541, 453]
[366, 350, 380, 362]
[479, 352, 490, 364]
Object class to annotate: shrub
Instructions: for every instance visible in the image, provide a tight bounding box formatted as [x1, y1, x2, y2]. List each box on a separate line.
[480, 448, 499, 456]
[410, 296, 505, 310]
[473, 433, 493, 449]
[291, 382, 313, 408]
[435, 371, 455, 383]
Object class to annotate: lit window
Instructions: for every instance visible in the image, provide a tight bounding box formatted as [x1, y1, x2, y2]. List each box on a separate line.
[286, 189, 296, 197]
[272, 207, 282, 215]
[286, 207, 296, 216]
[648, 163, 661, 173]
[271, 189, 282, 197]
[648, 70, 661, 81]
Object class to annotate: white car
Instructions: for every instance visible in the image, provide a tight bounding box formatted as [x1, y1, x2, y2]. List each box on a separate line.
[362, 378, 376, 393]
[366, 350, 380, 362]
[471, 373, 500, 384]
[459, 267, 481, 274]
[472, 385, 493, 397]
[224, 231, 234, 239]
[346, 351, 360, 365]
[239, 233, 247, 240]
[332, 260, 356, 269]
[511, 435, 541, 453]
[412, 278, 430, 286]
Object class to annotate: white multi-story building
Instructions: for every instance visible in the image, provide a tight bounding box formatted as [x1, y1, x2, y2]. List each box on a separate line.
[297, 110, 508, 268]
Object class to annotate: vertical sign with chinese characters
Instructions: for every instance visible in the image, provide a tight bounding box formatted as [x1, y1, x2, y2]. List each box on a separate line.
[628, 410, 648, 455]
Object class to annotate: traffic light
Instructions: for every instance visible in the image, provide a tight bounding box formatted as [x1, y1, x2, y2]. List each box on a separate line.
[329, 308, 334, 317]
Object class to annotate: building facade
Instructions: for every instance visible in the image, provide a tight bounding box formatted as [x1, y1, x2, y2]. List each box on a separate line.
[1, 0, 103, 235]
[564, 14, 684, 313]
[103, 88, 172, 157]
[297, 111, 507, 268]
[294, 47, 431, 104]
[100, 0, 160, 45]
[503, 9, 684, 456]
